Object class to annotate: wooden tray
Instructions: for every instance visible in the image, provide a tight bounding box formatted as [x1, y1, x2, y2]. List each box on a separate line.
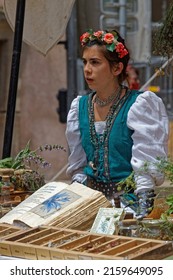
[0, 223, 22, 238]
[0, 223, 24, 256]
[0, 225, 172, 260]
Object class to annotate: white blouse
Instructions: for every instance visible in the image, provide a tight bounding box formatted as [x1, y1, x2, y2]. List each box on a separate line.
[65, 91, 169, 193]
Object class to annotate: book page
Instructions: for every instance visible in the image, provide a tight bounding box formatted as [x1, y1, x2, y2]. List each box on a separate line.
[0, 181, 69, 226]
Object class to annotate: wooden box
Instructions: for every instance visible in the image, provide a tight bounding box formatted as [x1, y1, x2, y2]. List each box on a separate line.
[0, 225, 172, 260]
[0, 191, 33, 218]
[0, 190, 33, 205]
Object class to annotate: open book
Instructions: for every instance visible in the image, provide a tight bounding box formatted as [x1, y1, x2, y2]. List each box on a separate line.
[0, 181, 111, 230]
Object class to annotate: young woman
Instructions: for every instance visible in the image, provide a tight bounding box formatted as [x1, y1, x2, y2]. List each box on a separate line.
[65, 29, 169, 219]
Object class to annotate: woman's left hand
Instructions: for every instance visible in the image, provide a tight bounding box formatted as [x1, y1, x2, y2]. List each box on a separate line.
[135, 189, 155, 220]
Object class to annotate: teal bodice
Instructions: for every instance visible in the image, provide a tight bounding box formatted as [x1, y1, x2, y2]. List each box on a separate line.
[79, 90, 140, 182]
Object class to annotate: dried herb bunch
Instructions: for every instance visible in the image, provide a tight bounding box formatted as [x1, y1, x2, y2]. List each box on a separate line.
[0, 141, 66, 191]
[12, 169, 45, 192]
[153, 2, 173, 57]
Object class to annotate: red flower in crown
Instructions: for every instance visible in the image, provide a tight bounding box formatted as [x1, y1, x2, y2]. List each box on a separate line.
[80, 32, 90, 45]
[116, 42, 128, 58]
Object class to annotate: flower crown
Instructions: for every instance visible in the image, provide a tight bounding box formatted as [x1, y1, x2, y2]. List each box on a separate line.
[80, 29, 128, 58]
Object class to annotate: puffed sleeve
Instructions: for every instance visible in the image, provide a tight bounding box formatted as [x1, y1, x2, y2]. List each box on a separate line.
[127, 91, 169, 193]
[65, 96, 87, 183]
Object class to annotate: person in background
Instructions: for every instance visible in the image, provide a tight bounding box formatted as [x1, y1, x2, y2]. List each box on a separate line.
[126, 64, 140, 90]
[65, 29, 169, 219]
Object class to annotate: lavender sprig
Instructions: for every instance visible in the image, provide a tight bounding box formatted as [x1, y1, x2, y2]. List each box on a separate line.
[39, 144, 66, 152]
[11, 142, 66, 170]
[23, 144, 66, 170]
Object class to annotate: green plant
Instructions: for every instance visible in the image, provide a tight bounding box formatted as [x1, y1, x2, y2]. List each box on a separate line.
[117, 171, 136, 192]
[0, 141, 66, 170]
[117, 157, 173, 217]
[165, 194, 173, 216]
[0, 141, 66, 192]
[155, 157, 173, 185]
[159, 213, 173, 240]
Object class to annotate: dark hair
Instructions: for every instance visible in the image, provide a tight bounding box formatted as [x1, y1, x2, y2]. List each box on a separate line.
[82, 30, 130, 83]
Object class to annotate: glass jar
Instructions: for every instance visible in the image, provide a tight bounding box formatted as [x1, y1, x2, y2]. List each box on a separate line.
[117, 221, 139, 237]
[0, 175, 12, 208]
[136, 219, 164, 240]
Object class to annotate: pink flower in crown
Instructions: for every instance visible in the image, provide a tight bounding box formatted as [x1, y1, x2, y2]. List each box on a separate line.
[116, 42, 128, 58]
[93, 31, 104, 39]
[103, 33, 114, 44]
[80, 32, 90, 45]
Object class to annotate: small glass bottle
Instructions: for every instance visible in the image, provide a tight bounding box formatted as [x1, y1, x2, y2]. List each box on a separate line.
[0, 169, 14, 216]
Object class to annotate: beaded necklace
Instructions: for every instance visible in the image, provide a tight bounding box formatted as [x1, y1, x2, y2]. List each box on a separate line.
[94, 86, 121, 107]
[88, 86, 130, 179]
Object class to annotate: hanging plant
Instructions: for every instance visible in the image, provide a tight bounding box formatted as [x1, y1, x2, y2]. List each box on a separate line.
[153, 2, 173, 57]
